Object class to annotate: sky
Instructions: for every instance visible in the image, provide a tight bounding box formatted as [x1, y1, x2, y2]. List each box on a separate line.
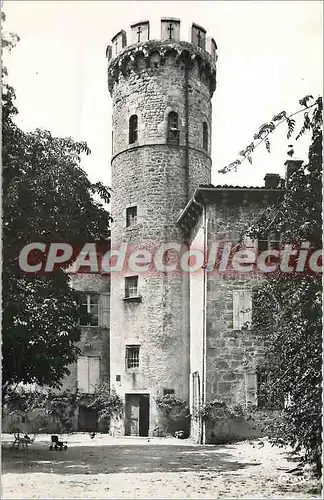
[3, 1, 323, 188]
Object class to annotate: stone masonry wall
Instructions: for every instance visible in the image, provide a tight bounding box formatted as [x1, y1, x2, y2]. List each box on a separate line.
[2, 274, 111, 434]
[205, 197, 268, 407]
[64, 274, 111, 393]
[108, 39, 215, 435]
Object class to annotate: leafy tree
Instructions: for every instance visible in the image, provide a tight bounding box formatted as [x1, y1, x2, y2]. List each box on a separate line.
[2, 14, 112, 395]
[3, 385, 81, 433]
[222, 96, 322, 473]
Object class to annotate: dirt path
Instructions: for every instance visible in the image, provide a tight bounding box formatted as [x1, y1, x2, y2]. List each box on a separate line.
[1, 434, 321, 498]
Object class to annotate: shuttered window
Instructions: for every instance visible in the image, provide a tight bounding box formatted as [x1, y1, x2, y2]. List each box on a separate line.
[245, 371, 257, 406]
[233, 289, 252, 330]
[77, 356, 100, 394]
[100, 293, 110, 327]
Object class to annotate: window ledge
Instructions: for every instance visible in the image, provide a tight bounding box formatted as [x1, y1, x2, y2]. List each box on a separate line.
[125, 225, 140, 231]
[123, 295, 142, 303]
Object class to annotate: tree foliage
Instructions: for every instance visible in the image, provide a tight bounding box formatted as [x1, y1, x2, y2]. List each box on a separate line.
[2, 15, 112, 393]
[3, 385, 81, 433]
[155, 394, 190, 418]
[87, 383, 124, 422]
[219, 95, 321, 174]
[224, 95, 322, 473]
[196, 400, 244, 422]
[155, 394, 190, 435]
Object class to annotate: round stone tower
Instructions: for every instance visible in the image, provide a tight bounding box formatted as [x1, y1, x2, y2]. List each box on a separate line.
[106, 18, 217, 437]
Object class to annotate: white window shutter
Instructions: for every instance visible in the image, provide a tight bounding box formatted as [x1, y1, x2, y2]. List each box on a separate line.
[137, 204, 146, 225]
[233, 290, 252, 330]
[77, 357, 89, 393]
[243, 236, 257, 249]
[121, 278, 126, 297]
[88, 357, 100, 394]
[100, 293, 110, 327]
[241, 290, 252, 329]
[246, 372, 257, 406]
[233, 291, 240, 329]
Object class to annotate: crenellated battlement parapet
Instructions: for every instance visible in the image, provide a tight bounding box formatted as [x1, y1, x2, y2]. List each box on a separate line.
[106, 19, 217, 60]
[107, 38, 217, 97]
[106, 19, 217, 95]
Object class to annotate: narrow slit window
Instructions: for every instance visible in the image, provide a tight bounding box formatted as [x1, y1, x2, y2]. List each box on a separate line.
[203, 122, 208, 150]
[129, 115, 138, 144]
[167, 111, 179, 144]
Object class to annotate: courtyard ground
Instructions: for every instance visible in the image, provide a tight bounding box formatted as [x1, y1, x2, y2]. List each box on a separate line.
[1, 433, 321, 499]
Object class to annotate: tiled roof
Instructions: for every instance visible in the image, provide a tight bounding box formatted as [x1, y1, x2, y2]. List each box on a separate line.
[198, 183, 283, 190]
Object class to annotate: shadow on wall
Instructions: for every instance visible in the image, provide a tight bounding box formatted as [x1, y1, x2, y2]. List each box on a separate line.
[2, 408, 108, 435]
[158, 415, 191, 438]
[205, 410, 283, 444]
[206, 416, 261, 445]
[2, 409, 61, 434]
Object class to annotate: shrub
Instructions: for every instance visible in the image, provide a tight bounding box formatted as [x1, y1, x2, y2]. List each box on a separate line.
[196, 400, 244, 422]
[155, 394, 190, 436]
[87, 383, 124, 422]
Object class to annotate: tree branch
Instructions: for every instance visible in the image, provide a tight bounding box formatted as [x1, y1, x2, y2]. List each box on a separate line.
[218, 102, 318, 174]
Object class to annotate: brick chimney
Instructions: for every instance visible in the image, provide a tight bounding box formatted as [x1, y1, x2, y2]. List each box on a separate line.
[284, 159, 304, 187]
[284, 144, 303, 187]
[264, 173, 281, 189]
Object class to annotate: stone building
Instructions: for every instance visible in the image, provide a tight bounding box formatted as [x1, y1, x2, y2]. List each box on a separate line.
[107, 18, 217, 438]
[61, 274, 110, 432]
[6, 18, 290, 439]
[105, 18, 289, 442]
[178, 183, 283, 443]
[3, 272, 110, 434]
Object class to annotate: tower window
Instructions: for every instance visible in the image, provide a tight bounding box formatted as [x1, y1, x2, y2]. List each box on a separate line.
[167, 111, 179, 145]
[126, 206, 137, 227]
[125, 276, 139, 298]
[126, 345, 140, 369]
[203, 122, 208, 151]
[129, 115, 138, 144]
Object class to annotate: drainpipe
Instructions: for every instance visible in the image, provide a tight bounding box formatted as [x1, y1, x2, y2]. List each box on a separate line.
[184, 53, 190, 202]
[192, 192, 207, 445]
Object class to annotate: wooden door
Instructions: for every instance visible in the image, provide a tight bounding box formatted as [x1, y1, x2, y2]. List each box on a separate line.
[78, 406, 98, 432]
[125, 394, 140, 436]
